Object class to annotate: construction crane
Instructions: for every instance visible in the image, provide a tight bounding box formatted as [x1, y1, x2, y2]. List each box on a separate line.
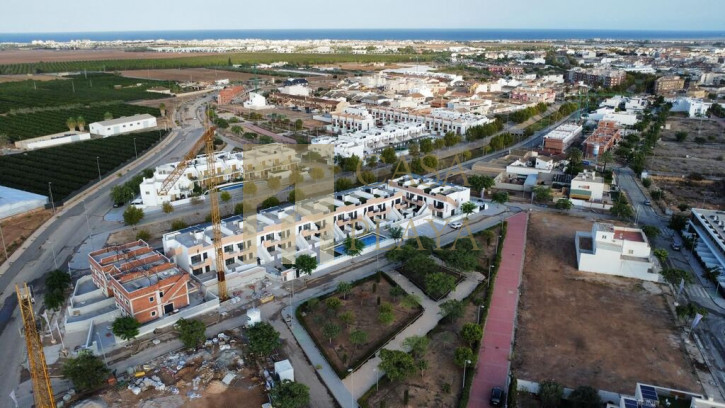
[157, 116, 228, 300]
[16, 283, 56, 408]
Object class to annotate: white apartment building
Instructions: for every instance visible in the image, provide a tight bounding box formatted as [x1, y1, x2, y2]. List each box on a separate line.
[162, 176, 473, 280]
[472, 82, 503, 94]
[688, 209, 725, 289]
[140, 152, 244, 207]
[667, 97, 716, 117]
[89, 114, 157, 137]
[542, 123, 583, 154]
[243, 92, 269, 109]
[329, 106, 376, 133]
[369, 107, 492, 135]
[575, 222, 658, 281]
[587, 107, 639, 126]
[570, 170, 608, 202]
[312, 121, 428, 158]
[278, 83, 310, 97]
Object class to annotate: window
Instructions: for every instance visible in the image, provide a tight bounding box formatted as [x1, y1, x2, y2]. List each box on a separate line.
[149, 296, 154, 302]
[160, 291, 164, 298]
[628, 250, 634, 254]
[151, 311, 156, 317]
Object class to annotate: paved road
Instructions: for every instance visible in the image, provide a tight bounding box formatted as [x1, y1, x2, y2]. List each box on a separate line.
[0, 94, 217, 408]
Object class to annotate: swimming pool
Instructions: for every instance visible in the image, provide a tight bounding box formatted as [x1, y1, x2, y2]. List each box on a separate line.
[219, 183, 244, 191]
[333, 234, 385, 256]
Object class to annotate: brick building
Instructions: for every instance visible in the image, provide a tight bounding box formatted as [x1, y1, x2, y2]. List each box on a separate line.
[582, 120, 622, 158]
[567, 68, 626, 88]
[654, 76, 685, 95]
[542, 123, 583, 154]
[217, 86, 245, 105]
[89, 240, 191, 324]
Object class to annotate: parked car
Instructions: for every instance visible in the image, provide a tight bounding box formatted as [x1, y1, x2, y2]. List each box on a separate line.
[671, 242, 682, 251]
[449, 221, 463, 229]
[644, 200, 651, 206]
[490, 387, 504, 407]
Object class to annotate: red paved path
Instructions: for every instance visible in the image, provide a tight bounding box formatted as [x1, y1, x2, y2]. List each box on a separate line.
[468, 212, 528, 408]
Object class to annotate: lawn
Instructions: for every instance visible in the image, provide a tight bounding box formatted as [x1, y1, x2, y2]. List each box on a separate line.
[297, 272, 423, 378]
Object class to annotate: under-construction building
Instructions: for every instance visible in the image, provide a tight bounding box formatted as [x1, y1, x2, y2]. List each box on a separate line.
[582, 120, 622, 158]
[88, 240, 191, 324]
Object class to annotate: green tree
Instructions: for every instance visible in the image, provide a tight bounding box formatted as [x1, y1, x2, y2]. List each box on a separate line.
[269, 380, 310, 408]
[76, 116, 86, 131]
[461, 201, 476, 218]
[610, 197, 633, 219]
[343, 236, 366, 257]
[135, 229, 151, 241]
[454, 346, 475, 367]
[401, 294, 421, 309]
[669, 213, 689, 231]
[389, 226, 404, 243]
[349, 330, 368, 349]
[675, 131, 688, 142]
[325, 297, 342, 312]
[403, 335, 429, 359]
[261, 196, 280, 209]
[243, 181, 257, 196]
[162, 201, 174, 214]
[468, 175, 495, 197]
[110, 184, 134, 205]
[539, 380, 564, 408]
[599, 150, 614, 172]
[422, 155, 438, 171]
[171, 219, 188, 230]
[220, 191, 232, 202]
[339, 311, 355, 328]
[159, 103, 166, 116]
[378, 310, 395, 325]
[44, 269, 71, 311]
[555, 198, 573, 210]
[408, 142, 420, 157]
[569, 385, 602, 408]
[460, 323, 483, 347]
[104, 111, 113, 120]
[642, 178, 652, 188]
[366, 155, 379, 168]
[267, 176, 282, 190]
[381, 147, 397, 164]
[322, 322, 341, 344]
[491, 191, 509, 204]
[566, 147, 584, 175]
[439, 299, 465, 321]
[379, 349, 416, 382]
[247, 322, 281, 356]
[294, 254, 317, 276]
[337, 281, 353, 300]
[62, 350, 109, 391]
[175, 318, 207, 349]
[533, 186, 553, 203]
[420, 138, 433, 154]
[112, 316, 141, 341]
[653, 248, 669, 263]
[66, 117, 77, 131]
[294, 119, 304, 131]
[123, 205, 145, 226]
[641, 225, 660, 241]
[335, 177, 354, 192]
[425, 272, 456, 299]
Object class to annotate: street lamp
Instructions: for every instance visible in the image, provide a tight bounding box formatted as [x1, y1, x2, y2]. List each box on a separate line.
[133, 137, 138, 159]
[462, 359, 472, 390]
[348, 368, 354, 408]
[373, 367, 379, 392]
[0, 222, 8, 262]
[488, 264, 494, 289]
[96, 156, 102, 182]
[48, 182, 55, 214]
[477, 305, 485, 325]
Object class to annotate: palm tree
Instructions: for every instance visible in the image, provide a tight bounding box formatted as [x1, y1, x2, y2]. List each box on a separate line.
[599, 150, 614, 172]
[104, 112, 113, 120]
[388, 226, 403, 243]
[343, 236, 366, 258]
[461, 201, 476, 219]
[76, 116, 86, 131]
[159, 103, 166, 117]
[66, 117, 77, 131]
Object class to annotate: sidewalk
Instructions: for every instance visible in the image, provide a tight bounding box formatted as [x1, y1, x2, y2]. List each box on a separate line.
[468, 212, 528, 408]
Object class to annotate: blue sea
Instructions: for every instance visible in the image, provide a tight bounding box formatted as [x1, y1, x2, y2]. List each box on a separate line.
[1, 29, 724, 43]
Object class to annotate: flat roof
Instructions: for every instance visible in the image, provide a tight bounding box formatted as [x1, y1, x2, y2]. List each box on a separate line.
[120, 264, 184, 292]
[92, 114, 155, 127]
[614, 229, 645, 243]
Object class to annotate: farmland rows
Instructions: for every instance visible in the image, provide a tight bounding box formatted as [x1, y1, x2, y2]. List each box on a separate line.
[0, 52, 434, 76]
[0, 131, 166, 201]
[0, 103, 160, 141]
[0, 73, 169, 114]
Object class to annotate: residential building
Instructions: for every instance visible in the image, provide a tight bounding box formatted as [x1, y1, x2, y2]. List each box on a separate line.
[668, 97, 715, 117]
[575, 222, 658, 281]
[510, 87, 556, 104]
[268, 93, 348, 113]
[687, 209, 725, 292]
[582, 121, 621, 158]
[654, 75, 685, 95]
[278, 83, 310, 97]
[140, 151, 244, 207]
[88, 240, 192, 323]
[14, 130, 90, 150]
[587, 107, 639, 126]
[487, 65, 524, 75]
[243, 92, 269, 109]
[314, 121, 427, 158]
[217, 86, 245, 105]
[570, 170, 607, 202]
[567, 67, 627, 88]
[89, 114, 157, 137]
[542, 123, 582, 154]
[369, 107, 492, 135]
[329, 106, 376, 133]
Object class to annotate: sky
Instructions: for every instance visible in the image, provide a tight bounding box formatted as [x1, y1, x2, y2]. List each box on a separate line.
[1, 0, 724, 33]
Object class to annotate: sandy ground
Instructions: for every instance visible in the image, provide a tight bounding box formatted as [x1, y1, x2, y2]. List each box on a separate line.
[0, 209, 53, 265]
[650, 117, 725, 176]
[0, 74, 60, 83]
[120, 68, 276, 83]
[0, 49, 213, 64]
[513, 212, 701, 394]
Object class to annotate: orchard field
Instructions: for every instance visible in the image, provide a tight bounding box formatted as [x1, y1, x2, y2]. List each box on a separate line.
[0, 104, 160, 141]
[0, 131, 167, 201]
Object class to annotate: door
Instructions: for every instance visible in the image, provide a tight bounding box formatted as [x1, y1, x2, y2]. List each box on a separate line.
[164, 303, 174, 314]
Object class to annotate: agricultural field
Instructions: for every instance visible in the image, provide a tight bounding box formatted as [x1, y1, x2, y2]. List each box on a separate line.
[0, 103, 160, 141]
[0, 73, 170, 114]
[0, 52, 434, 75]
[0, 130, 166, 201]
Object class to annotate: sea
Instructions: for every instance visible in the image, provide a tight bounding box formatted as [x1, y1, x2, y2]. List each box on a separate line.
[1, 29, 724, 43]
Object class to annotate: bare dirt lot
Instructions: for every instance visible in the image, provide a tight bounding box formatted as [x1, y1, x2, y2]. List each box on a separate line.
[120, 68, 276, 83]
[513, 212, 701, 394]
[0, 74, 60, 83]
[650, 117, 725, 176]
[0, 49, 211, 64]
[0, 209, 53, 265]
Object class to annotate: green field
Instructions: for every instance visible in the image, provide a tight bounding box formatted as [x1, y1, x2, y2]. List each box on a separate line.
[0, 131, 166, 201]
[0, 73, 170, 114]
[0, 104, 160, 142]
[0, 52, 436, 76]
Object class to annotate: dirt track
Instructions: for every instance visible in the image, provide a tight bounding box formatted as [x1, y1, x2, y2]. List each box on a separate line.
[0, 49, 212, 64]
[513, 212, 700, 394]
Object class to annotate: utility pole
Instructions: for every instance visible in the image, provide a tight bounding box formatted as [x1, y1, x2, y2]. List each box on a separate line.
[0, 222, 8, 262]
[96, 156, 102, 182]
[48, 182, 55, 214]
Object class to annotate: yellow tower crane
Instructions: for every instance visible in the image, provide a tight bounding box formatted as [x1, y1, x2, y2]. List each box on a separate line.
[16, 283, 56, 408]
[157, 123, 228, 301]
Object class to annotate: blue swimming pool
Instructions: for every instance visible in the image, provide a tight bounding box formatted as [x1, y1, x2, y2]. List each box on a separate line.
[333, 234, 384, 255]
[219, 183, 244, 191]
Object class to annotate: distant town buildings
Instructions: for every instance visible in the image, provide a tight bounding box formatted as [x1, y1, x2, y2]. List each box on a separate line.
[654, 75, 685, 95]
[567, 67, 626, 88]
